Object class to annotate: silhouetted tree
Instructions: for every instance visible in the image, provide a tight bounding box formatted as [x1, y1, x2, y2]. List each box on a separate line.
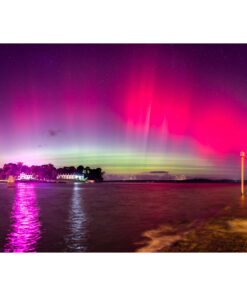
[0, 162, 104, 181]
[76, 165, 84, 174]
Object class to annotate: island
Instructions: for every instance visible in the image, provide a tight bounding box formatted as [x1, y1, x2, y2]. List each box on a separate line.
[0, 162, 104, 183]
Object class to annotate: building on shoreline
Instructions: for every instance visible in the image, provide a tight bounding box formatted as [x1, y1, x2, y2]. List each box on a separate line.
[56, 173, 86, 181]
[17, 172, 35, 181]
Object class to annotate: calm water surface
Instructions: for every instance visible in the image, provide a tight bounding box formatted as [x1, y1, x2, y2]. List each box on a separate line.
[0, 182, 244, 252]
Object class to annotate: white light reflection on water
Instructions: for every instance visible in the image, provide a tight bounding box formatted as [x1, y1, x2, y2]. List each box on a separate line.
[65, 183, 87, 251]
[4, 183, 41, 252]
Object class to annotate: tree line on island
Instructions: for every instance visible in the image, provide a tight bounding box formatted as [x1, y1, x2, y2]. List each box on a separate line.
[0, 163, 104, 182]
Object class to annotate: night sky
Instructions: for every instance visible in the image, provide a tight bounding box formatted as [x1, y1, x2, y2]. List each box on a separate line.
[0, 44, 247, 180]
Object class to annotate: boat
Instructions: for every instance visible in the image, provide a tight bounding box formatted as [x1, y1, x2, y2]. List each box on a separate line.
[7, 175, 16, 187]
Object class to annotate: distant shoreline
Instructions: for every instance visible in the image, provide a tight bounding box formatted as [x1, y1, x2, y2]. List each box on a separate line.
[0, 179, 243, 184]
[104, 179, 242, 183]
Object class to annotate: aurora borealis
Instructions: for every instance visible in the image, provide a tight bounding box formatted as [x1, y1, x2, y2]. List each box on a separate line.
[1, 44, 247, 179]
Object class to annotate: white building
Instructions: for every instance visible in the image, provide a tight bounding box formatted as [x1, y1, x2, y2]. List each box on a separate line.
[57, 173, 86, 181]
[17, 172, 34, 181]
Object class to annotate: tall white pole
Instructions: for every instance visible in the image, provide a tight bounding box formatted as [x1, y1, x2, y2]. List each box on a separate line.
[241, 151, 245, 195]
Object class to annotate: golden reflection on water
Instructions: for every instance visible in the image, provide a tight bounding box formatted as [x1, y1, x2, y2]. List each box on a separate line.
[136, 225, 183, 252]
[240, 194, 246, 209]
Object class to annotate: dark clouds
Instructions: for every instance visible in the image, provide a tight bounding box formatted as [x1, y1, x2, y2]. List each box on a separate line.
[48, 129, 63, 137]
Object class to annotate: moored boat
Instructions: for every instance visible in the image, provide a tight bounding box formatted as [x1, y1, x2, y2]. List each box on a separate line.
[7, 175, 16, 187]
[85, 180, 95, 183]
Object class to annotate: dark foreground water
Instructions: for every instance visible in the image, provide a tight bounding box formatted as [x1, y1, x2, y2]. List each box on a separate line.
[0, 182, 246, 252]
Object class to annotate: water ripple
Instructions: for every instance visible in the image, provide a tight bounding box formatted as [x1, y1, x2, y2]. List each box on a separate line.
[4, 183, 41, 252]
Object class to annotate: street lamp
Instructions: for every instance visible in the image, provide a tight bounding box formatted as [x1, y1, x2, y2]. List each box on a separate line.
[241, 151, 245, 195]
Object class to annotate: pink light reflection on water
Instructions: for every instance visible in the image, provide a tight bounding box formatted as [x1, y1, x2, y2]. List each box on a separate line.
[4, 183, 41, 252]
